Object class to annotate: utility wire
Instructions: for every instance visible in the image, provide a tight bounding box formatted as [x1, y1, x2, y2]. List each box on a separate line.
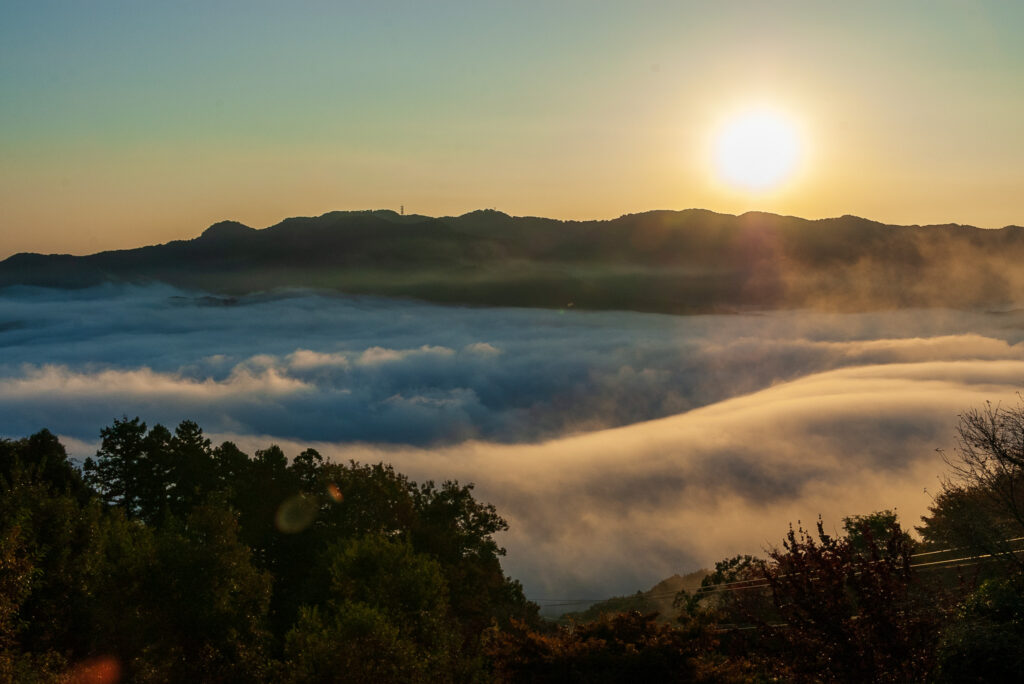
[530, 540, 1023, 606]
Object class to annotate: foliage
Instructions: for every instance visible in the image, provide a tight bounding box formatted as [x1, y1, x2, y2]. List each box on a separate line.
[677, 554, 769, 622]
[83, 416, 151, 515]
[5, 418, 538, 682]
[843, 509, 914, 554]
[934, 576, 1024, 682]
[484, 611, 716, 683]
[921, 400, 1024, 568]
[918, 401, 1024, 680]
[562, 571, 708, 626]
[283, 535, 461, 682]
[762, 515, 944, 683]
[412, 479, 538, 641]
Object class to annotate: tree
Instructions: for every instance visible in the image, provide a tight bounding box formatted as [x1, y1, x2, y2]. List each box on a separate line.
[920, 399, 1024, 680]
[315, 461, 418, 539]
[762, 515, 942, 683]
[165, 420, 216, 516]
[484, 611, 714, 683]
[83, 416, 148, 514]
[924, 399, 1024, 568]
[934, 576, 1024, 682]
[142, 505, 274, 682]
[1, 430, 89, 503]
[290, 448, 323, 490]
[135, 423, 174, 524]
[0, 508, 67, 682]
[677, 554, 769, 624]
[843, 509, 914, 555]
[212, 441, 253, 493]
[83, 418, 181, 524]
[1, 432, 110, 681]
[283, 535, 461, 683]
[413, 480, 537, 640]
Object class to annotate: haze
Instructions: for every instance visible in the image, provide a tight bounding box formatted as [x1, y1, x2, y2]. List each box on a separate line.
[3, 285, 1024, 598]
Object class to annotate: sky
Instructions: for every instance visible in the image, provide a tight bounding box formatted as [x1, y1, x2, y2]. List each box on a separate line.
[2, 1, 1023, 257]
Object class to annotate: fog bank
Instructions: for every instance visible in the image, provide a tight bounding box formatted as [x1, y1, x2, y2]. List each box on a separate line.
[2, 284, 1022, 597]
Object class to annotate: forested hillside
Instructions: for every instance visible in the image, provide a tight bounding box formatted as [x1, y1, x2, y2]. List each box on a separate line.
[1, 419, 536, 682]
[3, 209, 1023, 313]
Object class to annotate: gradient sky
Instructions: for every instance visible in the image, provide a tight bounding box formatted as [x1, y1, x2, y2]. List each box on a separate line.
[2, 1, 1023, 257]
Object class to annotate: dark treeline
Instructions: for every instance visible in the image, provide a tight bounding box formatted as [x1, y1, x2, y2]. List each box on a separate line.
[1, 418, 536, 682]
[4, 403, 1024, 682]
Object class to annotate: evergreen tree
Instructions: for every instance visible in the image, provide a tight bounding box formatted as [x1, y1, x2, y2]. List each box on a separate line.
[83, 416, 148, 514]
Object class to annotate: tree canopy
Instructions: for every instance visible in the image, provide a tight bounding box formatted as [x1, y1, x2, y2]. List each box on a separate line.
[3, 418, 537, 682]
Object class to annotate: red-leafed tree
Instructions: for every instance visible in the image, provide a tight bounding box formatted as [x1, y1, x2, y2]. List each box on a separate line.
[762, 514, 943, 683]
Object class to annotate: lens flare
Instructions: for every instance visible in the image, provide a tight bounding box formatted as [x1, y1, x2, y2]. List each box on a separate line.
[275, 494, 319, 533]
[326, 483, 343, 503]
[67, 656, 121, 684]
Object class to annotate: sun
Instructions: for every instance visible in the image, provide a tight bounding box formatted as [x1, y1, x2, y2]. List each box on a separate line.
[713, 108, 802, 192]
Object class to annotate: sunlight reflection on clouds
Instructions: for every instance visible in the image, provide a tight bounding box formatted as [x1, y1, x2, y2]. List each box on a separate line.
[2, 284, 1023, 598]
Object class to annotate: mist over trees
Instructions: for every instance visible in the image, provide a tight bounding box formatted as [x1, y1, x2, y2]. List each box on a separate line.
[3, 209, 1024, 313]
[484, 401, 1024, 682]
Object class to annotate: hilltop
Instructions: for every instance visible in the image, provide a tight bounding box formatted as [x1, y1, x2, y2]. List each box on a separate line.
[3, 208, 1023, 313]
[558, 570, 710, 623]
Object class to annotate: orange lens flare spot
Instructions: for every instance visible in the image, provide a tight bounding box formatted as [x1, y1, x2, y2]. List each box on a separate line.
[67, 656, 121, 684]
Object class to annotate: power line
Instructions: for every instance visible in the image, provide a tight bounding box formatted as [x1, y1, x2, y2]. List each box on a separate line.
[910, 536, 1024, 558]
[530, 541, 1024, 607]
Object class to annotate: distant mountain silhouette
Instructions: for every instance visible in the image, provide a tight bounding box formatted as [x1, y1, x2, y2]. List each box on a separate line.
[2, 209, 1022, 313]
[558, 570, 709, 622]
[197, 220, 257, 242]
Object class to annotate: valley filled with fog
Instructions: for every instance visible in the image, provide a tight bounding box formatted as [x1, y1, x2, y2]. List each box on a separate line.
[2, 283, 1023, 600]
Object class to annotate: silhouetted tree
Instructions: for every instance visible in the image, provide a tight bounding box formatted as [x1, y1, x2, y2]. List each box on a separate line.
[924, 400, 1024, 568]
[413, 480, 537, 641]
[212, 440, 252, 492]
[677, 554, 770, 624]
[290, 447, 323, 490]
[1, 429, 89, 503]
[136, 423, 173, 523]
[83, 415, 148, 514]
[165, 419, 216, 516]
[283, 534, 460, 683]
[919, 400, 1024, 680]
[0, 433, 89, 681]
[762, 515, 942, 683]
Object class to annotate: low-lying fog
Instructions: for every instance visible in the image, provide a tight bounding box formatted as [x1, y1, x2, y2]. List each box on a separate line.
[3, 284, 1023, 603]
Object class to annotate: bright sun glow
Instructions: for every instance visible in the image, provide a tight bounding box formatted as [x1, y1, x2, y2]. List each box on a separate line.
[714, 108, 801, 192]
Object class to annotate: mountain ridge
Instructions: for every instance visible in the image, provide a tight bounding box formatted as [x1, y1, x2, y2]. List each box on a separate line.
[3, 208, 1023, 314]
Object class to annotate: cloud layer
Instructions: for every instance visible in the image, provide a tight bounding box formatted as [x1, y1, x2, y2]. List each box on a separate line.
[228, 360, 1024, 601]
[2, 284, 1024, 600]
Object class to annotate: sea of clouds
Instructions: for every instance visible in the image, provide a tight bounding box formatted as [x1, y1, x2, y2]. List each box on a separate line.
[2, 283, 1023, 603]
